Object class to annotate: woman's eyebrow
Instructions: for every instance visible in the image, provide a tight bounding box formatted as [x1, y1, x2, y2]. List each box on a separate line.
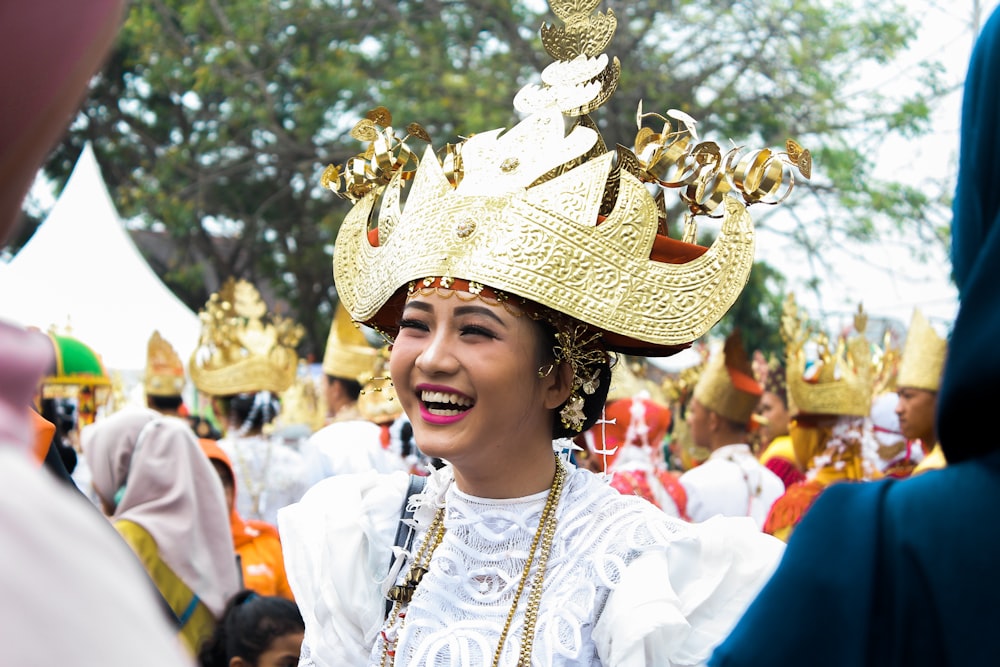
[454, 304, 506, 326]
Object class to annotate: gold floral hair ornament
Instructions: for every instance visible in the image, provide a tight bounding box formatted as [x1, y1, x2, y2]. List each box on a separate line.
[896, 309, 947, 392]
[143, 330, 186, 397]
[327, 0, 809, 358]
[189, 278, 305, 396]
[782, 293, 875, 418]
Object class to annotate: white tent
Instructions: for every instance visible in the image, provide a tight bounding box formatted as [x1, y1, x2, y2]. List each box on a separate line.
[0, 143, 201, 373]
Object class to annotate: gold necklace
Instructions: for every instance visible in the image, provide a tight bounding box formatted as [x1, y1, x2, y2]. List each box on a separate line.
[493, 456, 565, 667]
[380, 455, 566, 667]
[381, 506, 447, 666]
[232, 435, 273, 518]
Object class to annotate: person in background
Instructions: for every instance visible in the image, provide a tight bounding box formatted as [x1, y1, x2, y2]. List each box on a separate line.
[680, 330, 785, 529]
[895, 309, 948, 474]
[145, 330, 189, 418]
[752, 352, 805, 489]
[870, 391, 924, 478]
[710, 10, 1000, 663]
[762, 297, 882, 542]
[190, 278, 311, 527]
[320, 301, 378, 424]
[199, 438, 295, 601]
[84, 408, 241, 655]
[197, 590, 304, 667]
[599, 392, 689, 518]
[300, 304, 408, 484]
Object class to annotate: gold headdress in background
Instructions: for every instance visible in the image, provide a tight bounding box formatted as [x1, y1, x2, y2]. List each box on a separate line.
[896, 309, 947, 392]
[782, 294, 874, 418]
[189, 278, 304, 396]
[357, 345, 403, 425]
[326, 0, 809, 356]
[144, 330, 186, 397]
[322, 301, 379, 383]
[692, 329, 763, 425]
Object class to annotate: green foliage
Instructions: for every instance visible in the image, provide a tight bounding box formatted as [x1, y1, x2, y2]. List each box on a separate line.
[27, 0, 949, 359]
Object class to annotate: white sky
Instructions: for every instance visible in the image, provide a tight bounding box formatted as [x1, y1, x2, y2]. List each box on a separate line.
[763, 0, 1000, 332]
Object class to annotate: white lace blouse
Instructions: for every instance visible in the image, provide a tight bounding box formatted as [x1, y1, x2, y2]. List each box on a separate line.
[278, 462, 784, 667]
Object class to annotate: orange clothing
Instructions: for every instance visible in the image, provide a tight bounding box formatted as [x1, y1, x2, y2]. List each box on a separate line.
[198, 438, 294, 601]
[30, 409, 56, 465]
[235, 518, 295, 600]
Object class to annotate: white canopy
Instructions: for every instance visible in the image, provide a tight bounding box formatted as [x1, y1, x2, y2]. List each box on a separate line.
[0, 143, 201, 372]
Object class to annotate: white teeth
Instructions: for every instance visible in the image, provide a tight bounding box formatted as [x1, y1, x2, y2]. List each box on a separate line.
[421, 390, 473, 408]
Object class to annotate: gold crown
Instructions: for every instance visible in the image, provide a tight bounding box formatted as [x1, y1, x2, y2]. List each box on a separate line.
[189, 278, 304, 396]
[782, 294, 874, 417]
[276, 368, 326, 434]
[692, 329, 762, 424]
[326, 0, 808, 356]
[356, 346, 403, 424]
[322, 301, 379, 382]
[144, 330, 186, 397]
[896, 309, 947, 392]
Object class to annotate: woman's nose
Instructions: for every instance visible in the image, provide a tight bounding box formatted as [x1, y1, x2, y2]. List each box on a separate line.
[414, 328, 459, 374]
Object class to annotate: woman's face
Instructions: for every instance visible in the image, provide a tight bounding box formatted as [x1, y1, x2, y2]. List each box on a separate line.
[757, 391, 790, 446]
[388, 290, 567, 475]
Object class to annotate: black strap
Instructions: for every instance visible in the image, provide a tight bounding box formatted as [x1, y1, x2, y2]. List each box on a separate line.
[384, 474, 426, 618]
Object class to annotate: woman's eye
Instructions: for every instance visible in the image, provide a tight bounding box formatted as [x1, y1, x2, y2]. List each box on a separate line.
[461, 325, 496, 338]
[398, 318, 428, 332]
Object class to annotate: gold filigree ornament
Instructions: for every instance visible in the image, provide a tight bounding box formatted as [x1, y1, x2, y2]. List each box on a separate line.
[326, 0, 810, 358]
[189, 278, 305, 396]
[782, 293, 875, 418]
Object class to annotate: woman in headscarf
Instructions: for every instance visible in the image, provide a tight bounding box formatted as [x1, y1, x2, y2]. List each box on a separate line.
[85, 408, 241, 655]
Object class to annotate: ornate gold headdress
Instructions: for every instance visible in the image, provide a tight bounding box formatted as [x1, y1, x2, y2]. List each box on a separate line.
[896, 309, 947, 392]
[189, 278, 304, 396]
[782, 294, 874, 418]
[326, 0, 809, 356]
[322, 300, 379, 382]
[692, 329, 762, 425]
[144, 330, 186, 397]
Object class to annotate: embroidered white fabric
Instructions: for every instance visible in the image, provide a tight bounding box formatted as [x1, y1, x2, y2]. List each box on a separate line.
[279, 463, 785, 667]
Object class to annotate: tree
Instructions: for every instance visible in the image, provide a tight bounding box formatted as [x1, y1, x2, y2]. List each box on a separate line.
[16, 0, 954, 359]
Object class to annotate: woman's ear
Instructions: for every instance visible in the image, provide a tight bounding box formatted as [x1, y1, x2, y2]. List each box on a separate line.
[542, 360, 574, 410]
[229, 656, 250, 667]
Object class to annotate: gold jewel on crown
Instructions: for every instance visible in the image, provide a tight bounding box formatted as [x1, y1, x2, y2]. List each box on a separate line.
[896, 309, 947, 392]
[189, 278, 304, 396]
[326, 0, 809, 356]
[782, 293, 874, 418]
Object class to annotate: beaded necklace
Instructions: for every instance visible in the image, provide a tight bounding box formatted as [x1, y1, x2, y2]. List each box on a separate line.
[380, 456, 566, 667]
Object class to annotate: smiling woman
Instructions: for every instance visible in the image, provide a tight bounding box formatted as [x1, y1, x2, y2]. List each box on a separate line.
[277, 0, 800, 665]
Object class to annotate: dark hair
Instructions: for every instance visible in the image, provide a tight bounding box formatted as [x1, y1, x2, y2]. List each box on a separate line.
[197, 590, 304, 667]
[148, 394, 184, 411]
[326, 374, 363, 401]
[221, 392, 281, 432]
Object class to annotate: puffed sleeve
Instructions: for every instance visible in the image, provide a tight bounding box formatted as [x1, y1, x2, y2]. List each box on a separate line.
[594, 515, 784, 666]
[278, 470, 410, 667]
